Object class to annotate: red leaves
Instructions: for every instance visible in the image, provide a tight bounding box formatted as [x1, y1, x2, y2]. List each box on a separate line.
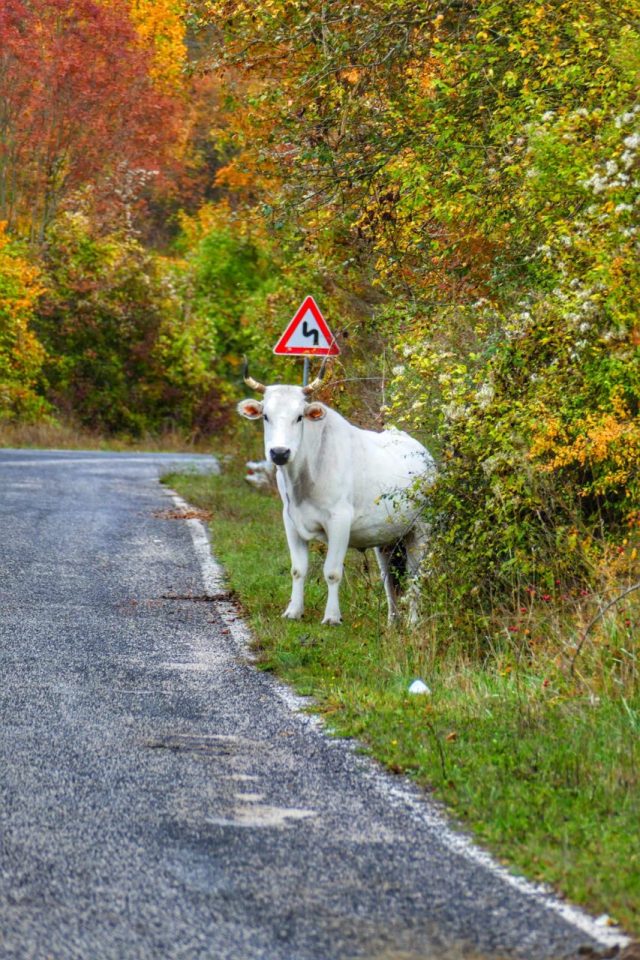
[0, 0, 183, 236]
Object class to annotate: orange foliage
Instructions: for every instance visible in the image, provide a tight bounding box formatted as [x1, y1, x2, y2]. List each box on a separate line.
[0, 223, 48, 419]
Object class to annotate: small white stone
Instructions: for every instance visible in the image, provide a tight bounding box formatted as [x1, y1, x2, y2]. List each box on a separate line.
[595, 914, 613, 927]
[408, 679, 431, 695]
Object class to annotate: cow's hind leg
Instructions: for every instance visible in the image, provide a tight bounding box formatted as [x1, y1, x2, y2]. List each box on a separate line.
[404, 523, 428, 625]
[282, 510, 308, 620]
[374, 546, 400, 624]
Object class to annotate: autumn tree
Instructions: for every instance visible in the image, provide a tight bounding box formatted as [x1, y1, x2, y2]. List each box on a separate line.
[0, 0, 184, 240]
[126, 0, 189, 93]
[35, 212, 228, 436]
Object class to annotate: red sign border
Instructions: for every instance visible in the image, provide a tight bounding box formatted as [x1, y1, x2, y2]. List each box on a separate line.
[273, 296, 340, 356]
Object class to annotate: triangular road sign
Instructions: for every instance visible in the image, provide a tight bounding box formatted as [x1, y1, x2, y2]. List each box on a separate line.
[273, 296, 340, 356]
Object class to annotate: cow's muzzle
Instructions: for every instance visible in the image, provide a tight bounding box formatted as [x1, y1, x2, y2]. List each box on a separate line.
[269, 447, 291, 466]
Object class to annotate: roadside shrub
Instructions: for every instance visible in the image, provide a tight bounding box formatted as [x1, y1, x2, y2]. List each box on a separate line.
[35, 213, 226, 437]
[384, 91, 640, 633]
[0, 225, 49, 422]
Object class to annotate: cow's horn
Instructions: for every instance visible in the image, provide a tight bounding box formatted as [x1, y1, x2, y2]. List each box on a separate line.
[303, 356, 331, 396]
[243, 356, 266, 394]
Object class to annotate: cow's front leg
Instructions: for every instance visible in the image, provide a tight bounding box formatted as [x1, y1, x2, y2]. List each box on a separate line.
[282, 509, 308, 620]
[322, 512, 352, 625]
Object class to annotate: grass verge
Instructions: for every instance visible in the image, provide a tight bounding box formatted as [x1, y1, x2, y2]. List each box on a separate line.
[0, 419, 212, 452]
[167, 460, 639, 936]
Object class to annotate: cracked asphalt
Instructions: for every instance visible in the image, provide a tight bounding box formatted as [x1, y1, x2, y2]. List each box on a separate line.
[0, 449, 620, 959]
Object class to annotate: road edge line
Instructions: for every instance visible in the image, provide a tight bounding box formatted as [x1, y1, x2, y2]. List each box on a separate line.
[166, 486, 631, 953]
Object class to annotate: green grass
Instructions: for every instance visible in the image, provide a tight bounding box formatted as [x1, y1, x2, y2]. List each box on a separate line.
[167, 463, 640, 936]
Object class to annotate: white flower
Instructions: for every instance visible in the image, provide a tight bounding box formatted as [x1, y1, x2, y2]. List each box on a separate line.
[583, 173, 606, 194]
[541, 110, 555, 122]
[476, 382, 494, 408]
[615, 109, 638, 128]
[442, 402, 467, 422]
[392, 364, 405, 376]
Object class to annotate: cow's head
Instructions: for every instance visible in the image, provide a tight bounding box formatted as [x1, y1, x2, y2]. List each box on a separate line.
[237, 358, 328, 466]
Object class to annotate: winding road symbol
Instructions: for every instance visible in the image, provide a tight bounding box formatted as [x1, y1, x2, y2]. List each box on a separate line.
[301, 320, 319, 346]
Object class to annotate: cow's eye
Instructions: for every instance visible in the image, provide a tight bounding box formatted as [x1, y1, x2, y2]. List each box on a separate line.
[296, 415, 303, 423]
[263, 414, 269, 423]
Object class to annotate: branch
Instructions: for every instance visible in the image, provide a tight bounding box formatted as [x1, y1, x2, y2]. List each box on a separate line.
[570, 581, 640, 676]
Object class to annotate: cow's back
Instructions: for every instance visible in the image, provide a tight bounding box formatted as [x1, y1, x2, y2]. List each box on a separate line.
[347, 425, 434, 549]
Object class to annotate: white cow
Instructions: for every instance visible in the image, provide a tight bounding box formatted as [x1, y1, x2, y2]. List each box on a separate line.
[238, 361, 435, 625]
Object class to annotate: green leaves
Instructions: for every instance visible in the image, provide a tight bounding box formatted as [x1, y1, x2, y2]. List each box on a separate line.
[32, 214, 226, 437]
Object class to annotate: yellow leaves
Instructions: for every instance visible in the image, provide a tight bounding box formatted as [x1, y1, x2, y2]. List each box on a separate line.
[124, 0, 188, 92]
[215, 163, 253, 190]
[0, 228, 47, 413]
[0, 224, 46, 305]
[530, 402, 640, 498]
[0, 221, 9, 253]
[341, 68, 360, 85]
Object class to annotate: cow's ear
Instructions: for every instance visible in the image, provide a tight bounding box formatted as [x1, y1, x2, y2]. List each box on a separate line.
[304, 402, 326, 422]
[237, 399, 264, 420]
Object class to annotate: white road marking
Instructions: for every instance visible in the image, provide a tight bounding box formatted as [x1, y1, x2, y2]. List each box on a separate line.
[167, 486, 631, 951]
[208, 805, 317, 829]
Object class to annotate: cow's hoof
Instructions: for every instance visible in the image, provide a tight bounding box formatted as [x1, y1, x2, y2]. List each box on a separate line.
[321, 616, 342, 626]
[282, 609, 303, 620]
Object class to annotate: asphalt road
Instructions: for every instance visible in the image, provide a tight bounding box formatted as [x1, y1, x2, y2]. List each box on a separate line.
[0, 449, 626, 960]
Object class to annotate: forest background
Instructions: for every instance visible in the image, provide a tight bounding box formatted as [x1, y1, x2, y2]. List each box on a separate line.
[1, 0, 639, 927]
[2, 0, 638, 643]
